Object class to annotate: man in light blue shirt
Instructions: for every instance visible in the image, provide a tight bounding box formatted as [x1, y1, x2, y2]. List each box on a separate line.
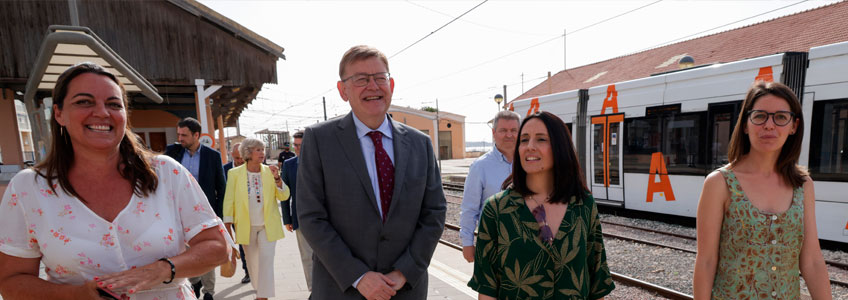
[460, 110, 520, 262]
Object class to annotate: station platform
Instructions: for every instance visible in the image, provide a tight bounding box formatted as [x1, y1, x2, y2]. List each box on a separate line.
[212, 230, 478, 300]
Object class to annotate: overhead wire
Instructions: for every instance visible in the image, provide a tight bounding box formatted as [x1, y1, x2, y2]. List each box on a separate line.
[390, 0, 489, 59]
[245, 0, 658, 126]
[404, 0, 549, 37]
[635, 0, 809, 52]
[403, 0, 663, 92]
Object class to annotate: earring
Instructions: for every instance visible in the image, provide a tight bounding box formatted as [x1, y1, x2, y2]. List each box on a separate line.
[60, 126, 64, 136]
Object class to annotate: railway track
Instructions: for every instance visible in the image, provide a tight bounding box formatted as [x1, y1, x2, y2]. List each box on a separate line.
[601, 220, 848, 271]
[442, 181, 848, 290]
[440, 222, 695, 300]
[601, 221, 848, 288]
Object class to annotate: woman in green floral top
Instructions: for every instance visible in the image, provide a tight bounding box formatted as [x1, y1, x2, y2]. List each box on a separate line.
[694, 82, 832, 299]
[469, 111, 614, 300]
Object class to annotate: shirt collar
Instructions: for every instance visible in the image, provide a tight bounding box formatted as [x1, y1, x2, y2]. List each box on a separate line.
[352, 112, 393, 140]
[492, 146, 510, 163]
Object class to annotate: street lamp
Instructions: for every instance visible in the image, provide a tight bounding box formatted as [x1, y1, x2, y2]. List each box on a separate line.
[493, 94, 503, 111]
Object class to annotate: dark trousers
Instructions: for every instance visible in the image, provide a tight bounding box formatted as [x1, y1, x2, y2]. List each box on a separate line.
[240, 244, 249, 275]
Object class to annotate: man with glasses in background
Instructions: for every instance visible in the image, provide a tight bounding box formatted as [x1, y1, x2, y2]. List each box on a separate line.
[297, 45, 446, 300]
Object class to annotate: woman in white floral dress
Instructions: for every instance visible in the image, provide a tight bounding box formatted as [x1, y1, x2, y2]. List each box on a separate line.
[0, 63, 229, 300]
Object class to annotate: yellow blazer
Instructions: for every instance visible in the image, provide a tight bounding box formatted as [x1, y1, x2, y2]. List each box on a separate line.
[223, 164, 290, 244]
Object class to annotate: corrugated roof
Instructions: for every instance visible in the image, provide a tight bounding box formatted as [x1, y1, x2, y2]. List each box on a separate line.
[514, 1, 848, 102]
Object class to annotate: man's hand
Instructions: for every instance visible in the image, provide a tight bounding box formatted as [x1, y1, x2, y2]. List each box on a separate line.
[463, 246, 475, 263]
[356, 272, 396, 300]
[285, 224, 293, 232]
[385, 270, 407, 291]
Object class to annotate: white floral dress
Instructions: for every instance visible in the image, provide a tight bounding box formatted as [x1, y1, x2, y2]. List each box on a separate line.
[0, 155, 223, 300]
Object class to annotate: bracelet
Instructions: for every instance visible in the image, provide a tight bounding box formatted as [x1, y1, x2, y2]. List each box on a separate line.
[159, 258, 175, 284]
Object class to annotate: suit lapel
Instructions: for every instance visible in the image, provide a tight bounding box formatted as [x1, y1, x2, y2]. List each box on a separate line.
[387, 118, 409, 220]
[334, 113, 379, 213]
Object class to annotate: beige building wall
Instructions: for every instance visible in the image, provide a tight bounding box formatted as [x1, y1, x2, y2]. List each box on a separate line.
[388, 107, 465, 160]
[129, 110, 183, 153]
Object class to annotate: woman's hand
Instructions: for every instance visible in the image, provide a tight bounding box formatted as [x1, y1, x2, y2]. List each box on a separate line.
[77, 280, 105, 299]
[95, 260, 170, 295]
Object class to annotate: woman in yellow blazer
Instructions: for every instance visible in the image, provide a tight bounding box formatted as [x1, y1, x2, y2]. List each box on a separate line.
[223, 138, 289, 300]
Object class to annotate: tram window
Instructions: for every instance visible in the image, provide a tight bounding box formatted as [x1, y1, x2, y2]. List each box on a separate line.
[623, 117, 660, 173]
[662, 112, 707, 175]
[810, 99, 848, 181]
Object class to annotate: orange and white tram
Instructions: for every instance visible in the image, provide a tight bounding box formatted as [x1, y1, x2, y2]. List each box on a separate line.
[512, 40, 848, 243]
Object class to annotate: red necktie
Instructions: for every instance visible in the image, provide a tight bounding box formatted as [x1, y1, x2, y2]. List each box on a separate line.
[367, 131, 394, 222]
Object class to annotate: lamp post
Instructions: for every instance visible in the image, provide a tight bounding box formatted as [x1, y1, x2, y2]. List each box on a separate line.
[493, 94, 503, 112]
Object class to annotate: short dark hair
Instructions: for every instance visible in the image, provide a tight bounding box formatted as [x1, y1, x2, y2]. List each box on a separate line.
[178, 117, 202, 134]
[339, 45, 389, 79]
[293, 131, 304, 139]
[727, 81, 807, 187]
[504, 111, 588, 204]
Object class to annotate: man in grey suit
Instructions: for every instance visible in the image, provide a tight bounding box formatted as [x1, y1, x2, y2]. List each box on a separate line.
[297, 45, 446, 300]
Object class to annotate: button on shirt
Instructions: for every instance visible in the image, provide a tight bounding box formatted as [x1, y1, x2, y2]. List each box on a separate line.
[352, 113, 395, 221]
[181, 148, 201, 180]
[351, 113, 395, 289]
[459, 147, 512, 246]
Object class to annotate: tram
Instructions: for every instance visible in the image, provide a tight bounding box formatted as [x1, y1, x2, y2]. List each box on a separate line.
[511, 40, 848, 243]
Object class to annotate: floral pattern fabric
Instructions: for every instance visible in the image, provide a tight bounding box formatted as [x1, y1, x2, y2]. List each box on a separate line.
[713, 168, 804, 299]
[0, 155, 222, 300]
[468, 188, 615, 299]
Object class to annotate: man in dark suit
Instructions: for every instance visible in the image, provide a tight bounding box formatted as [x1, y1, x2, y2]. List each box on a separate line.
[281, 131, 312, 291]
[222, 142, 244, 178]
[297, 45, 446, 300]
[164, 117, 226, 300]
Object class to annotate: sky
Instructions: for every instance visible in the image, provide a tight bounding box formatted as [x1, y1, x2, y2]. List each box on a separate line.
[198, 0, 841, 145]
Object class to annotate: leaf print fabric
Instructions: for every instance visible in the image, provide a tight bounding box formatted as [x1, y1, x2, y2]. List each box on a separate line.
[712, 168, 804, 299]
[0, 155, 222, 300]
[469, 188, 615, 299]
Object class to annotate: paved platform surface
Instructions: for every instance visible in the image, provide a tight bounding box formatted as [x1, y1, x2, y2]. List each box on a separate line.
[210, 230, 477, 300]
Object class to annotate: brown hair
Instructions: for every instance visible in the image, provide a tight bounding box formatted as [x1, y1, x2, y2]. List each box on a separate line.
[338, 45, 389, 78]
[727, 81, 807, 187]
[504, 111, 588, 204]
[35, 62, 158, 200]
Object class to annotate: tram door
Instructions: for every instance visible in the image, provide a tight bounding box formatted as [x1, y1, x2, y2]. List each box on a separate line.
[707, 102, 741, 169]
[590, 114, 624, 202]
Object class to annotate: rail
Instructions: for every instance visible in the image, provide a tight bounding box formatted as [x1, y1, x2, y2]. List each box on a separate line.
[440, 221, 695, 300]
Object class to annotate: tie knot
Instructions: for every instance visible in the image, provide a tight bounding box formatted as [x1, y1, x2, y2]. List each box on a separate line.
[367, 131, 383, 143]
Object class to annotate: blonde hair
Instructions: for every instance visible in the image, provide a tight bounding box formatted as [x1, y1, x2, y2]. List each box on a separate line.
[239, 138, 266, 162]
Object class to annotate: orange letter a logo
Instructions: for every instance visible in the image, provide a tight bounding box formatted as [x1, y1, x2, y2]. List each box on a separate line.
[601, 84, 619, 115]
[646, 152, 675, 202]
[755, 67, 774, 82]
[527, 98, 540, 116]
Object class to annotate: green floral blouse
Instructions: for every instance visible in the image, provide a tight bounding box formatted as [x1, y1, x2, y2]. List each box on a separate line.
[468, 188, 615, 299]
[713, 168, 804, 299]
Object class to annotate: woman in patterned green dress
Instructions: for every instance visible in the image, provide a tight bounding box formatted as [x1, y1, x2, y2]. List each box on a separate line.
[694, 82, 832, 299]
[469, 111, 614, 300]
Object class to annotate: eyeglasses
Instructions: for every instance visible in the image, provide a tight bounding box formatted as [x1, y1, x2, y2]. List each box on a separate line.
[341, 72, 390, 87]
[528, 195, 554, 245]
[748, 110, 795, 126]
[531, 205, 554, 245]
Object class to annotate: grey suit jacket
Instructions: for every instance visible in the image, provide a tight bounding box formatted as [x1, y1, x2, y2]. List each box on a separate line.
[297, 113, 446, 299]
